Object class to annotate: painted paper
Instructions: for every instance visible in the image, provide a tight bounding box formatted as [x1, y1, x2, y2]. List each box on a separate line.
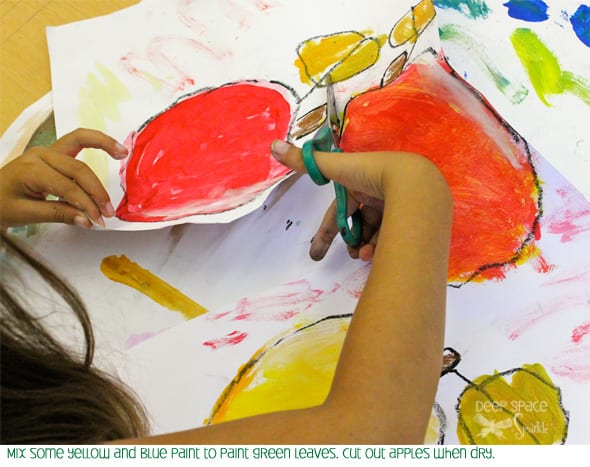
[0, 0, 587, 445]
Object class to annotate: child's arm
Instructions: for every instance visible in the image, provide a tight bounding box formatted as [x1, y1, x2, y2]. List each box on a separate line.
[117, 140, 453, 445]
[0, 128, 128, 230]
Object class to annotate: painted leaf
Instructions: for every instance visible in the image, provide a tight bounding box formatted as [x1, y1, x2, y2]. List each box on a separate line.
[389, 0, 436, 46]
[456, 363, 568, 444]
[294, 31, 386, 86]
[340, 51, 541, 284]
[116, 81, 293, 222]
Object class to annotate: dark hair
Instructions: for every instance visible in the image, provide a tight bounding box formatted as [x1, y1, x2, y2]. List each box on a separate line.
[1, 231, 149, 444]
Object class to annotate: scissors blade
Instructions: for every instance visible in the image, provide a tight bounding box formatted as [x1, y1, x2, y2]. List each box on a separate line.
[325, 75, 342, 149]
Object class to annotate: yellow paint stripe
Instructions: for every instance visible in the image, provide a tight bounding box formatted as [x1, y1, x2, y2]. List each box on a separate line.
[101, 254, 207, 320]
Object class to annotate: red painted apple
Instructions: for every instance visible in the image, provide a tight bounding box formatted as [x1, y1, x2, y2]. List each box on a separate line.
[116, 80, 294, 222]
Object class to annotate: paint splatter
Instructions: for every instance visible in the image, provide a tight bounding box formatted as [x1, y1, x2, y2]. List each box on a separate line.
[570, 4, 590, 47]
[116, 81, 293, 222]
[203, 331, 248, 350]
[456, 364, 568, 444]
[503, 0, 549, 22]
[439, 24, 529, 104]
[433, 0, 490, 19]
[295, 30, 387, 86]
[100, 254, 208, 319]
[77, 63, 130, 182]
[340, 52, 541, 285]
[511, 28, 590, 106]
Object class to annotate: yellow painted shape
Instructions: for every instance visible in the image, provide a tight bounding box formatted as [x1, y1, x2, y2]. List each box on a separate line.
[390, 0, 436, 46]
[457, 363, 568, 444]
[295, 31, 386, 85]
[77, 63, 131, 183]
[207, 316, 444, 443]
[100, 254, 207, 320]
[424, 410, 442, 444]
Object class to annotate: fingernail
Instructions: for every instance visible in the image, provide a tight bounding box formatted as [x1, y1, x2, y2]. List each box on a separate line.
[94, 216, 106, 228]
[74, 216, 91, 229]
[102, 201, 115, 217]
[114, 143, 129, 159]
[271, 140, 290, 158]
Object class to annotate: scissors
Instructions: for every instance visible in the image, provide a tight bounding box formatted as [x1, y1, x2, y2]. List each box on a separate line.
[301, 75, 362, 247]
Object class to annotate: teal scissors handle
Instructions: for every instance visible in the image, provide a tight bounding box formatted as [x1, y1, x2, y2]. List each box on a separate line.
[302, 128, 362, 247]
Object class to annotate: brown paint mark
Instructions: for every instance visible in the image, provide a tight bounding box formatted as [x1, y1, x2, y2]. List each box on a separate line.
[292, 103, 326, 140]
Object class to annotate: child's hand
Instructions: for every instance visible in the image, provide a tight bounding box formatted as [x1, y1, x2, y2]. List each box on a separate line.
[270, 139, 447, 263]
[0, 128, 128, 229]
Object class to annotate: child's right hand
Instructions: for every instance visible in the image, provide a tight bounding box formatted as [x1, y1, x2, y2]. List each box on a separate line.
[270, 139, 451, 262]
[0, 128, 128, 230]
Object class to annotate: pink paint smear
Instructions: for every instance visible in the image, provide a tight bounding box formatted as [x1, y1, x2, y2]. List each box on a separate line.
[507, 295, 589, 341]
[546, 187, 590, 243]
[211, 279, 325, 322]
[203, 330, 248, 350]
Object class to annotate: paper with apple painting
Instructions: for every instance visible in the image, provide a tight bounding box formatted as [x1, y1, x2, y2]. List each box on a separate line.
[46, 0, 440, 230]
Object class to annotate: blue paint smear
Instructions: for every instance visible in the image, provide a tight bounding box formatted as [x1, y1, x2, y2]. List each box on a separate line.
[571, 4, 590, 47]
[503, 0, 549, 22]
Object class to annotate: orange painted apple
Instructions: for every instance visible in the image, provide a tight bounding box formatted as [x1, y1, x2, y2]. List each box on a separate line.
[340, 52, 542, 284]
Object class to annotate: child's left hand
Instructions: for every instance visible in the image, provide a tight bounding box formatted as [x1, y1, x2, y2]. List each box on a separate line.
[0, 128, 128, 230]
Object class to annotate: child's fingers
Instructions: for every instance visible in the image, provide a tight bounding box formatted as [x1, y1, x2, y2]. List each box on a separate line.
[39, 149, 114, 219]
[310, 199, 339, 261]
[51, 128, 128, 160]
[358, 230, 380, 262]
[13, 199, 93, 228]
[23, 153, 105, 225]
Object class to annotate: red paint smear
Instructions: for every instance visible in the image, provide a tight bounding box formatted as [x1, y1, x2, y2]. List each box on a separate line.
[340, 54, 540, 283]
[531, 254, 555, 274]
[572, 322, 590, 344]
[117, 81, 292, 221]
[203, 330, 248, 350]
[551, 343, 590, 382]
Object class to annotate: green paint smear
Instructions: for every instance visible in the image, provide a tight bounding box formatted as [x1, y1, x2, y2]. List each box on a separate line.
[511, 28, 590, 106]
[434, 0, 490, 20]
[440, 24, 529, 104]
[77, 63, 130, 182]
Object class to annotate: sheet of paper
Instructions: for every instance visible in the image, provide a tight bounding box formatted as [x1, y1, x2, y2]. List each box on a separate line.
[9, 0, 584, 445]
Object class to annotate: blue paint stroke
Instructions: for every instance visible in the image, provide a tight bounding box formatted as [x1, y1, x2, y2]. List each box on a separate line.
[503, 0, 549, 22]
[570, 4, 590, 47]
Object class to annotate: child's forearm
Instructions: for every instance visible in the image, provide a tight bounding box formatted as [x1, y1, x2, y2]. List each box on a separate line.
[327, 156, 453, 443]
